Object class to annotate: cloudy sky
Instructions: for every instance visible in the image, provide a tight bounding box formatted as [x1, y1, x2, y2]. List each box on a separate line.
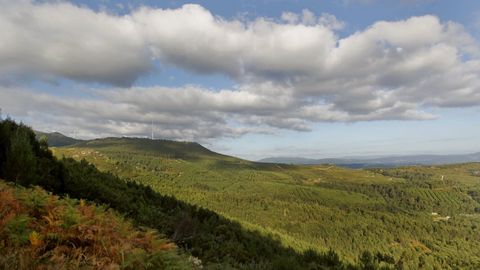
[1, 0, 479, 160]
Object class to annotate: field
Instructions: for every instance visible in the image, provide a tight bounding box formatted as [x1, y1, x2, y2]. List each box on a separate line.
[54, 137, 480, 269]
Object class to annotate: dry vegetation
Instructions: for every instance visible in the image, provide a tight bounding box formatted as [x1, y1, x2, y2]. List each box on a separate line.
[0, 180, 193, 270]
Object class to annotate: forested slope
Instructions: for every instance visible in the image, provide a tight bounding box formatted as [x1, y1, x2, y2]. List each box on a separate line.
[0, 119, 377, 269]
[55, 137, 480, 269]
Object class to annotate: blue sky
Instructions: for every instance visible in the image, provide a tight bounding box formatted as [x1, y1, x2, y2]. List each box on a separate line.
[0, 0, 479, 160]
[219, 107, 480, 159]
[82, 1, 480, 37]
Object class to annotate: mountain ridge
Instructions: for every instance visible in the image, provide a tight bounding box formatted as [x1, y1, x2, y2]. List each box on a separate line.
[34, 130, 83, 147]
[37, 130, 480, 168]
[258, 152, 480, 167]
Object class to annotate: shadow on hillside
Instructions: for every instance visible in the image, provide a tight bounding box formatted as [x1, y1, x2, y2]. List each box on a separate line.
[0, 119, 354, 269]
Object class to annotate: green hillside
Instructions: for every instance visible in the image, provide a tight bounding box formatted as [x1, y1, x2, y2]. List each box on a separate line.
[54, 137, 480, 269]
[1, 119, 363, 269]
[35, 131, 83, 147]
[74, 137, 226, 160]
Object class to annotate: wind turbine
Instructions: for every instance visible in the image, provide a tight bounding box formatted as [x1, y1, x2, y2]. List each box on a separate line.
[151, 119, 154, 140]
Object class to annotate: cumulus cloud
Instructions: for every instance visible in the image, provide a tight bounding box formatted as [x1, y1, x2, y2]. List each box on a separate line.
[0, 1, 151, 86]
[0, 86, 254, 141]
[0, 1, 479, 140]
[0, 83, 435, 141]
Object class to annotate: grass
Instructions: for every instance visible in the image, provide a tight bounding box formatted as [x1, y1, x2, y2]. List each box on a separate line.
[54, 137, 480, 269]
[0, 180, 194, 270]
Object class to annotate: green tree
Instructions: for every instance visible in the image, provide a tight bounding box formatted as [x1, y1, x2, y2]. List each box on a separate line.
[4, 128, 36, 185]
[359, 251, 377, 270]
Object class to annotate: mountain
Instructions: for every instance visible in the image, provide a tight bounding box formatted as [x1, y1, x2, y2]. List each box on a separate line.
[33, 131, 223, 159]
[259, 152, 480, 167]
[35, 131, 83, 147]
[73, 136, 232, 161]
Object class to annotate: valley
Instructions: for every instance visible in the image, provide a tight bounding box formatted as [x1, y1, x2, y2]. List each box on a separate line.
[53, 137, 480, 269]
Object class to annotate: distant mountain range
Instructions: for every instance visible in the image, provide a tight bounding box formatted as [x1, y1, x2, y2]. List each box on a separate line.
[258, 152, 480, 168]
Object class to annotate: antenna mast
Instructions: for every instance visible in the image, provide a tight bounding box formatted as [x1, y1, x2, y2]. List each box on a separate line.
[151, 120, 154, 140]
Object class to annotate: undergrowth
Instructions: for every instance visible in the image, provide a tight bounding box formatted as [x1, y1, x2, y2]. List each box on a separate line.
[0, 180, 194, 270]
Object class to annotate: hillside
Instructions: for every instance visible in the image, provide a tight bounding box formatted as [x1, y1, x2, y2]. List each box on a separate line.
[35, 131, 83, 147]
[74, 137, 227, 160]
[1, 119, 359, 269]
[0, 180, 192, 269]
[54, 137, 480, 269]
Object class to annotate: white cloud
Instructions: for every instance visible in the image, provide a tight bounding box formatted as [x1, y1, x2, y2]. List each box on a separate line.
[0, 1, 479, 140]
[318, 13, 346, 30]
[0, 84, 435, 141]
[0, 1, 151, 86]
[0, 86, 253, 141]
[281, 11, 299, 24]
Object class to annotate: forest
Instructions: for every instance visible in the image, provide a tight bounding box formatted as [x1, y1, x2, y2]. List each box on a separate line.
[0, 119, 400, 269]
[54, 133, 480, 269]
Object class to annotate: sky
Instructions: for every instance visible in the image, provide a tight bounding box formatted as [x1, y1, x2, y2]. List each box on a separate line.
[0, 0, 479, 160]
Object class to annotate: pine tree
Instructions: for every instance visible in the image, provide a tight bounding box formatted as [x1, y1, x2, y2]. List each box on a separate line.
[4, 128, 36, 185]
